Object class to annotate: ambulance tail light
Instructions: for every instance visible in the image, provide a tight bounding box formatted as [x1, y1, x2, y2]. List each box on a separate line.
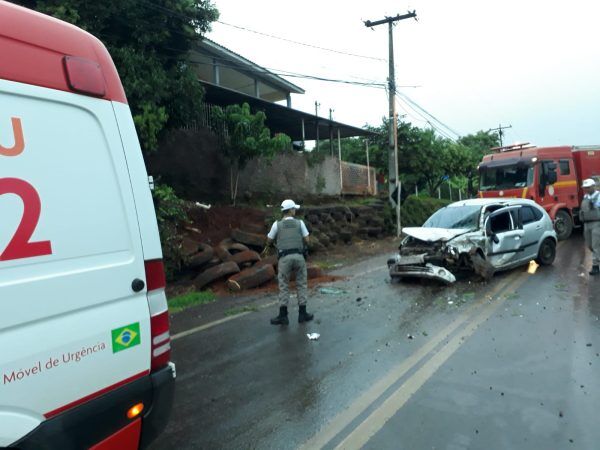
[144, 260, 171, 372]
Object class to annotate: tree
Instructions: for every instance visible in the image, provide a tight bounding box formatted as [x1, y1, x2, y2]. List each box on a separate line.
[12, 0, 219, 153]
[457, 131, 500, 196]
[214, 103, 291, 205]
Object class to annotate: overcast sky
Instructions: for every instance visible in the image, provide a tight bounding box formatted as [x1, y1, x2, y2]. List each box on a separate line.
[208, 0, 600, 147]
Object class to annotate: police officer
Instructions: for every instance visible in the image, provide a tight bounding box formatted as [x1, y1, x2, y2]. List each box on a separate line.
[580, 178, 600, 275]
[264, 199, 313, 325]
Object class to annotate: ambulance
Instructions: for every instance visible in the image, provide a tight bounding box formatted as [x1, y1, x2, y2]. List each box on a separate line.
[0, 1, 175, 448]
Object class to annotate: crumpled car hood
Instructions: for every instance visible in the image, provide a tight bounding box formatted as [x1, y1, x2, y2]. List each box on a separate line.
[403, 227, 472, 242]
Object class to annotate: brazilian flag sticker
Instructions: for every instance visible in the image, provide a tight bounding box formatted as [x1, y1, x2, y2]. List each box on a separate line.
[111, 323, 141, 354]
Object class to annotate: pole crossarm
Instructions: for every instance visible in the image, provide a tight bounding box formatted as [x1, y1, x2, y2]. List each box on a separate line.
[363, 11, 417, 28]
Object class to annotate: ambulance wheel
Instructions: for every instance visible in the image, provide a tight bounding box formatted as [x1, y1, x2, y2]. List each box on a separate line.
[554, 210, 573, 240]
[536, 238, 556, 266]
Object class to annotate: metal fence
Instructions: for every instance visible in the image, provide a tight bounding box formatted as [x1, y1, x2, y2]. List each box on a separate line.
[341, 161, 377, 196]
[181, 103, 228, 145]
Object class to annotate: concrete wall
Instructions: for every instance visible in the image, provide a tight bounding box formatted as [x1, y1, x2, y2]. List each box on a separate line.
[236, 153, 342, 198]
[149, 129, 374, 202]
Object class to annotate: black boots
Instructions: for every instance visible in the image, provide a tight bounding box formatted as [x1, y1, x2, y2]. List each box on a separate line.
[590, 265, 599, 276]
[270, 306, 289, 325]
[298, 305, 314, 323]
[271, 305, 314, 325]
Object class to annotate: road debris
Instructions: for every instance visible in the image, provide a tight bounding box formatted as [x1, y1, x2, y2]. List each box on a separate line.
[319, 287, 346, 295]
[307, 333, 320, 340]
[407, 334, 414, 340]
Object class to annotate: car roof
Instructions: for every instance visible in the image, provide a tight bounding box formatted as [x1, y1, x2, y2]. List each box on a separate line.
[446, 198, 540, 208]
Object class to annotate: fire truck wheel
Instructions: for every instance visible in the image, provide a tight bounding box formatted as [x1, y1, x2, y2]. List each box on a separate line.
[554, 210, 573, 240]
[536, 238, 556, 266]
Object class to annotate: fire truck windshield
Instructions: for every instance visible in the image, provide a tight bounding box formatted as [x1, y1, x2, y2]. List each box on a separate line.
[479, 164, 534, 191]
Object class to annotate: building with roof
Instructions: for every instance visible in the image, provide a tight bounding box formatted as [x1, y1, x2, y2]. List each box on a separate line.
[189, 38, 374, 143]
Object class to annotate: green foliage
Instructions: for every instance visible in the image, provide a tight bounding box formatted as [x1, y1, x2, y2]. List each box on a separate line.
[401, 195, 451, 227]
[214, 103, 291, 168]
[213, 102, 291, 204]
[169, 290, 216, 313]
[14, 0, 219, 153]
[152, 183, 189, 280]
[360, 118, 499, 198]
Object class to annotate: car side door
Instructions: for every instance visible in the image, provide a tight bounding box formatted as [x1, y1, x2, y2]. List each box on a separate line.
[519, 205, 545, 260]
[485, 206, 525, 268]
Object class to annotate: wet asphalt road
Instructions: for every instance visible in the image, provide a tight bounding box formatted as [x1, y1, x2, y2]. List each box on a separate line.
[151, 234, 600, 450]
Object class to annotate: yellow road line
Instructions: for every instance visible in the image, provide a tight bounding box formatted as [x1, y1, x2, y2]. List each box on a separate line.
[334, 272, 530, 450]
[298, 272, 522, 450]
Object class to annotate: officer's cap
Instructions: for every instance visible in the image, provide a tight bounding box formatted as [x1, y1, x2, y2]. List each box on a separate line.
[281, 199, 301, 211]
[582, 178, 596, 188]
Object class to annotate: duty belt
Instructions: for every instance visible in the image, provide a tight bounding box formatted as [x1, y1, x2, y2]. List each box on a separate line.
[278, 248, 303, 258]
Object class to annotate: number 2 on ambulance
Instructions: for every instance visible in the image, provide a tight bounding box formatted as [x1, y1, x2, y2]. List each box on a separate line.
[0, 117, 52, 261]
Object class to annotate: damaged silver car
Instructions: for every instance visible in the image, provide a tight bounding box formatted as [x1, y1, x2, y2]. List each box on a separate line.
[388, 199, 557, 283]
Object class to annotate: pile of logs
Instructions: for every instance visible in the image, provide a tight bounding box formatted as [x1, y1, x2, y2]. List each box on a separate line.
[185, 223, 323, 292]
[183, 201, 386, 292]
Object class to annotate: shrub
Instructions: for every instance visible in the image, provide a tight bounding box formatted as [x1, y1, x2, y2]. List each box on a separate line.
[401, 195, 451, 227]
[152, 183, 189, 280]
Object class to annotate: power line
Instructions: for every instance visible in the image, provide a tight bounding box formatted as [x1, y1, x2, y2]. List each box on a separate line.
[396, 91, 461, 138]
[216, 20, 387, 62]
[392, 93, 456, 141]
[137, 0, 387, 62]
[186, 59, 388, 88]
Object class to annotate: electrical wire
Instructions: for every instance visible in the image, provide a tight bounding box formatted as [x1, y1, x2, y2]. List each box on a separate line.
[395, 91, 461, 138]
[215, 20, 386, 62]
[393, 94, 456, 141]
[136, 0, 387, 63]
[186, 59, 388, 89]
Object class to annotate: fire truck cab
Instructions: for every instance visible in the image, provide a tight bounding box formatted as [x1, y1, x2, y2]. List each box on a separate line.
[478, 143, 600, 240]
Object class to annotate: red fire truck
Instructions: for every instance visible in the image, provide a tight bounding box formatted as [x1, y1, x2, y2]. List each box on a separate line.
[478, 143, 600, 240]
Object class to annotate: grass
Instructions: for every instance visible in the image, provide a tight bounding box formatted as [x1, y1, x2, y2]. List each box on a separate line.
[224, 305, 259, 316]
[169, 290, 216, 313]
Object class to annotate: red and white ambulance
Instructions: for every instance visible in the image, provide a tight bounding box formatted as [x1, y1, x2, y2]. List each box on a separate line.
[0, 1, 175, 448]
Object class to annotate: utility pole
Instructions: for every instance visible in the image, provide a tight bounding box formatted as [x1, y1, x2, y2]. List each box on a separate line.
[329, 108, 335, 157]
[489, 124, 512, 147]
[364, 11, 417, 236]
[315, 101, 320, 153]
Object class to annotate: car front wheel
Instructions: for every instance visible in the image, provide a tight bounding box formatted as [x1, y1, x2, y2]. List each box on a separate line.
[535, 238, 556, 265]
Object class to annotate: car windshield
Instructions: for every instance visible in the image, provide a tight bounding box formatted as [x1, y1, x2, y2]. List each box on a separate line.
[423, 205, 481, 229]
[479, 164, 534, 191]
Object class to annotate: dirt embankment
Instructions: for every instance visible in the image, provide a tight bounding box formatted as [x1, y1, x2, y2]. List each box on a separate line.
[168, 202, 395, 299]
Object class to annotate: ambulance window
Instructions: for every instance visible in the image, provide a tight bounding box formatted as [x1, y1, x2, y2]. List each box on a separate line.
[559, 160, 570, 175]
